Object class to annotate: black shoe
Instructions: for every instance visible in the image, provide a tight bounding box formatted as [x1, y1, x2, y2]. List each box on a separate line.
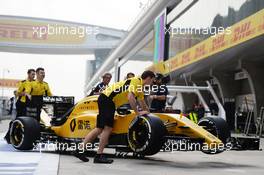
[73, 151, 89, 162]
[94, 154, 114, 164]
[4, 132, 10, 144]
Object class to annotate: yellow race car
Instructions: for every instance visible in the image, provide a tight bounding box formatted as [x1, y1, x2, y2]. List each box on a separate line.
[8, 92, 231, 156]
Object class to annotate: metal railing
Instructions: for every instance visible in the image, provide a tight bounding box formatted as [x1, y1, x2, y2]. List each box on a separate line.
[234, 97, 256, 135]
[256, 107, 264, 137]
[127, 0, 158, 31]
[167, 81, 226, 120]
[243, 106, 254, 135]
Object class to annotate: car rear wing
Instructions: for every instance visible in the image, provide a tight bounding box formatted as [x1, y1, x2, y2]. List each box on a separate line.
[42, 96, 75, 118]
[43, 96, 74, 104]
[166, 81, 226, 121]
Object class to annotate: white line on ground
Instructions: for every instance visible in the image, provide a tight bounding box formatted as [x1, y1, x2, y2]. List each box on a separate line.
[0, 132, 60, 175]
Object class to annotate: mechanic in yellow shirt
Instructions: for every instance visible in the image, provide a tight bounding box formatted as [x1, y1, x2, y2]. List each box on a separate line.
[16, 69, 36, 117]
[30, 80, 52, 96]
[28, 67, 52, 121]
[75, 70, 155, 164]
[4, 69, 35, 144]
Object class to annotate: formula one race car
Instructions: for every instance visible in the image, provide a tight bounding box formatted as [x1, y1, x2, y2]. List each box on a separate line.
[7, 82, 231, 156]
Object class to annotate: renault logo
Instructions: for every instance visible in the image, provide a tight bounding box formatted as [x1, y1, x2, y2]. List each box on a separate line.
[70, 119, 76, 132]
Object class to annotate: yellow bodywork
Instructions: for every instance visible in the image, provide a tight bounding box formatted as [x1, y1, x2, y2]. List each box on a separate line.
[45, 95, 222, 147]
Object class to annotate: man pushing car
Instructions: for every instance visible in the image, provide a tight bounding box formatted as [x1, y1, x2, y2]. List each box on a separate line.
[74, 70, 155, 163]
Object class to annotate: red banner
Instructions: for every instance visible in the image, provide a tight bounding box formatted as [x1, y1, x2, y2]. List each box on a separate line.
[0, 79, 20, 88]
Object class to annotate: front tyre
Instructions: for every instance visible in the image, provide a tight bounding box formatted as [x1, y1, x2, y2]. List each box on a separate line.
[127, 114, 166, 156]
[198, 116, 231, 154]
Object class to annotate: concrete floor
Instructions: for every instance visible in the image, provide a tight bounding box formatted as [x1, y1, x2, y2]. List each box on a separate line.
[1, 119, 264, 175]
[0, 119, 59, 175]
[58, 150, 264, 175]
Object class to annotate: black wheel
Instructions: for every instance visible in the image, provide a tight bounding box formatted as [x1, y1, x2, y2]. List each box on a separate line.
[10, 117, 40, 150]
[198, 116, 231, 154]
[127, 114, 166, 156]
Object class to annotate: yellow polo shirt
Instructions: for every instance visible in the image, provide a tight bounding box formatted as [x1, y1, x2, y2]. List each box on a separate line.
[102, 77, 144, 107]
[17, 79, 34, 103]
[30, 80, 52, 96]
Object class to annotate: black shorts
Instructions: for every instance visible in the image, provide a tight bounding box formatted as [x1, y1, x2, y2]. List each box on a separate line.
[16, 101, 27, 117]
[96, 94, 116, 128]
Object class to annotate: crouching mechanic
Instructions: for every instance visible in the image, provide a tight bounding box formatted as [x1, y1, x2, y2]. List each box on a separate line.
[74, 70, 156, 163]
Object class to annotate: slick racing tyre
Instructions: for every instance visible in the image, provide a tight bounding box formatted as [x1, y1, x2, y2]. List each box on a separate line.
[127, 114, 167, 156]
[198, 116, 231, 154]
[10, 117, 40, 150]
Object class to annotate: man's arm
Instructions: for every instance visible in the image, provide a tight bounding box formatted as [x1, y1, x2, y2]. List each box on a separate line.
[128, 92, 139, 114]
[24, 82, 33, 100]
[138, 99, 149, 112]
[128, 92, 149, 115]
[16, 81, 25, 96]
[150, 86, 168, 100]
[90, 83, 104, 95]
[94, 86, 105, 95]
[150, 95, 166, 100]
[46, 84, 52, 96]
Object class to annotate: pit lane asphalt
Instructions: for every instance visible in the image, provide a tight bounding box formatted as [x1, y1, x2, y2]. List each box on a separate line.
[58, 148, 264, 175]
[0, 119, 59, 175]
[1, 119, 264, 175]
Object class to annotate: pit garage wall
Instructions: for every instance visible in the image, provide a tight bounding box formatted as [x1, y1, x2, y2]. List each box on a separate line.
[170, 55, 264, 130]
[148, 5, 264, 131]
[210, 68, 255, 130]
[177, 34, 264, 131]
[242, 61, 264, 124]
[169, 35, 264, 117]
[212, 60, 264, 128]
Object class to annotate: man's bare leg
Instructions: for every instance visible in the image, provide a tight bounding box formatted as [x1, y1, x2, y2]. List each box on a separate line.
[74, 128, 102, 162]
[81, 128, 103, 149]
[97, 126, 112, 154]
[94, 126, 114, 163]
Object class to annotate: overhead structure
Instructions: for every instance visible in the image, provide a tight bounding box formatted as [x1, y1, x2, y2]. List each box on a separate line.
[84, 0, 185, 92]
[0, 15, 127, 91]
[0, 15, 126, 54]
[86, 0, 264, 135]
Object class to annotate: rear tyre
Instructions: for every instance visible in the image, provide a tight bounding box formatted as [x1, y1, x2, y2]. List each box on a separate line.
[10, 117, 40, 150]
[127, 114, 166, 156]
